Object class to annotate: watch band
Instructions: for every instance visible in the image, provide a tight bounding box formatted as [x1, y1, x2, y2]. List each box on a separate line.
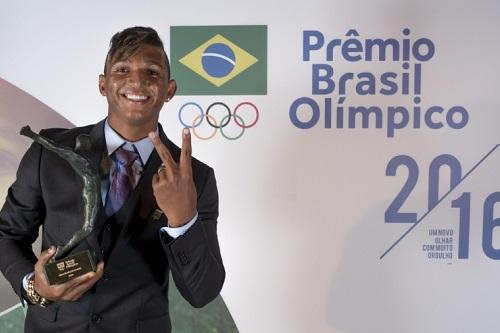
[26, 276, 51, 307]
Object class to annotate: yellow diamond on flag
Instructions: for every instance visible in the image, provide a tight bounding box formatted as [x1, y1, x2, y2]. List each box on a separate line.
[179, 34, 258, 87]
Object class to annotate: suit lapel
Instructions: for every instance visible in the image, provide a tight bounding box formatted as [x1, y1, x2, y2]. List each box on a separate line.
[84, 120, 107, 261]
[87, 119, 107, 175]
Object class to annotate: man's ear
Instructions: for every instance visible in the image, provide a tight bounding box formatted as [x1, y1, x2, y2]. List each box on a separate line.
[165, 79, 177, 102]
[98, 74, 106, 96]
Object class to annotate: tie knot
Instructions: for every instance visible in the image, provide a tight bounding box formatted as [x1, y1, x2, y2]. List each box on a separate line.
[113, 147, 138, 167]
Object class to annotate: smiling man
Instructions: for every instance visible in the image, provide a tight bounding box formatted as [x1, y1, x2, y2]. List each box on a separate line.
[0, 26, 225, 333]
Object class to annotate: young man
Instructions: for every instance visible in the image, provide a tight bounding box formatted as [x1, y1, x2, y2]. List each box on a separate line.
[0, 26, 225, 332]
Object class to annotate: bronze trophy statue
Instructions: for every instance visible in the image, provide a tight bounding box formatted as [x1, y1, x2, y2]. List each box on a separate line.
[20, 126, 99, 285]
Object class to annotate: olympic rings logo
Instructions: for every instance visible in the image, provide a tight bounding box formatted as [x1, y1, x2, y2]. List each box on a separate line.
[178, 102, 259, 140]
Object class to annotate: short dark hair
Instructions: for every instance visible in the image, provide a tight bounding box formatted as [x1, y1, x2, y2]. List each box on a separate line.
[103, 26, 171, 78]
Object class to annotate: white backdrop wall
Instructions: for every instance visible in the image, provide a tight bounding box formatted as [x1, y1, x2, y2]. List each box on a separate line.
[1, 0, 500, 332]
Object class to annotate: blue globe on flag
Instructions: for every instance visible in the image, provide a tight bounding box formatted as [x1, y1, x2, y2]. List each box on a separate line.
[202, 43, 236, 78]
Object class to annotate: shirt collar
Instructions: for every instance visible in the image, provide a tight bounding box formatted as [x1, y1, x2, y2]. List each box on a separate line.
[104, 119, 156, 165]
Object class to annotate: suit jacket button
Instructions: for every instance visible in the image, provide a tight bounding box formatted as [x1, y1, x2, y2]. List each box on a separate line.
[91, 314, 102, 323]
[105, 223, 112, 232]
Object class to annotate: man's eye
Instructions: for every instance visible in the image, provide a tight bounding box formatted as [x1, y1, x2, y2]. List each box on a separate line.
[116, 67, 128, 74]
[148, 70, 159, 77]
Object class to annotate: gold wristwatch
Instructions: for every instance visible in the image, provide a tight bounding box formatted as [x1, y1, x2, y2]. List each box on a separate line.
[26, 276, 51, 307]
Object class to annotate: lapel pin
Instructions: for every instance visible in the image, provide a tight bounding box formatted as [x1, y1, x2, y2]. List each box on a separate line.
[152, 209, 163, 221]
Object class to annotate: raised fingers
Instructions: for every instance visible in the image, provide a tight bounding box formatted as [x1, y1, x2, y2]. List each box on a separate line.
[180, 128, 193, 173]
[149, 132, 176, 171]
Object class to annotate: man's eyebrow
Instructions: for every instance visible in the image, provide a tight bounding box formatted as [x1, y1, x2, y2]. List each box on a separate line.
[110, 59, 164, 67]
[144, 60, 165, 67]
[110, 59, 130, 66]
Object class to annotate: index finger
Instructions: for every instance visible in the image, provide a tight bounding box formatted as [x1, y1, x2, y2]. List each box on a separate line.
[148, 132, 176, 169]
[180, 128, 192, 171]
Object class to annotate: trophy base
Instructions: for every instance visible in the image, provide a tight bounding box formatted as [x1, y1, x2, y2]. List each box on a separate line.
[44, 250, 96, 285]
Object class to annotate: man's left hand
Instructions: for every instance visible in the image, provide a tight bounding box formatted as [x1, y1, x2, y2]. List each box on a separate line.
[150, 129, 197, 227]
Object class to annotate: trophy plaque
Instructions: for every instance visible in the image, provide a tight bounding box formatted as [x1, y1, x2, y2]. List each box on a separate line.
[44, 251, 96, 284]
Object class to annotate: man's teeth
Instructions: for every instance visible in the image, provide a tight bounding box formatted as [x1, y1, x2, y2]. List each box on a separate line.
[125, 94, 148, 101]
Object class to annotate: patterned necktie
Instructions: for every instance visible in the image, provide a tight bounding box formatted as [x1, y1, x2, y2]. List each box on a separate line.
[105, 147, 139, 216]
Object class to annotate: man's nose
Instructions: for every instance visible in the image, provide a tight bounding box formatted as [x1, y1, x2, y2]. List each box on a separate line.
[127, 70, 148, 86]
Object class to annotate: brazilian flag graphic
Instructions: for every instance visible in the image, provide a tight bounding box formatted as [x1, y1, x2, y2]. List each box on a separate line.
[170, 25, 267, 95]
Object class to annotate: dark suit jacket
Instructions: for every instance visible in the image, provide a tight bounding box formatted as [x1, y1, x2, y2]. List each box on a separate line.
[0, 119, 225, 332]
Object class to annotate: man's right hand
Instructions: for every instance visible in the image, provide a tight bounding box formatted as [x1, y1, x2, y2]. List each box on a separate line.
[33, 246, 104, 302]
